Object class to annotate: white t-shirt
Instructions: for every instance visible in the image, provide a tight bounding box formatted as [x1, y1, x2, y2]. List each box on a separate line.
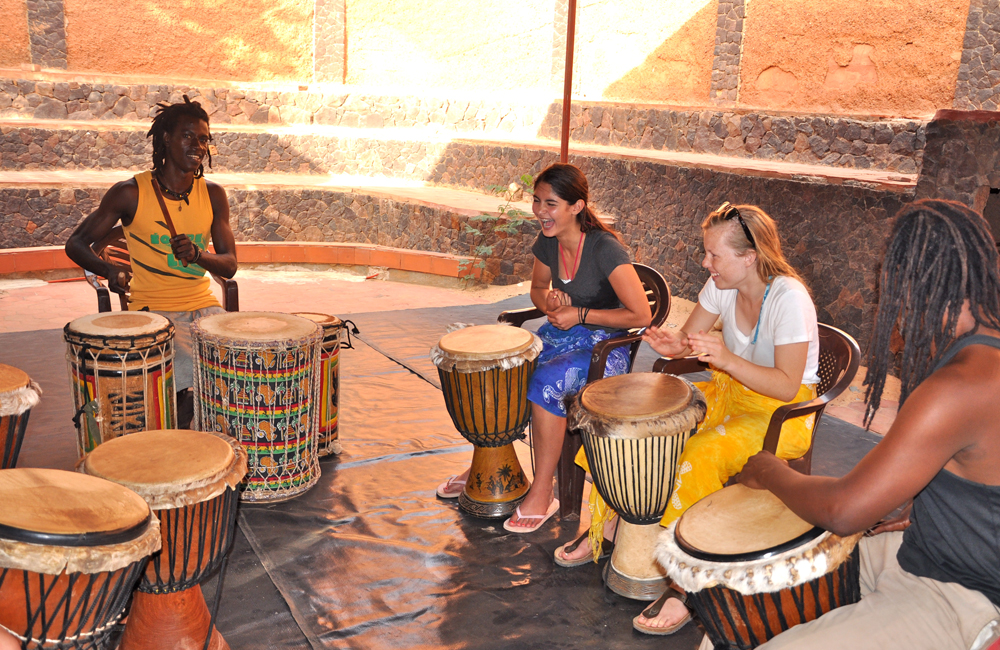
[698, 275, 820, 385]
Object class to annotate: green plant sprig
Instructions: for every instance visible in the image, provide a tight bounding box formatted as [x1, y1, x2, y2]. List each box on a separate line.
[459, 173, 537, 285]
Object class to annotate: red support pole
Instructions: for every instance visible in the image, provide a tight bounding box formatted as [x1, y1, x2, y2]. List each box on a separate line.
[560, 0, 577, 164]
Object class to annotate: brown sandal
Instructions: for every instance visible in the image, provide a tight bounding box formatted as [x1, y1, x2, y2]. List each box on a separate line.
[632, 588, 691, 636]
[553, 531, 614, 568]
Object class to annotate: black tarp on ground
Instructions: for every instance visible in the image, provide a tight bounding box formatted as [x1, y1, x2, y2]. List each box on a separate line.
[0, 294, 879, 650]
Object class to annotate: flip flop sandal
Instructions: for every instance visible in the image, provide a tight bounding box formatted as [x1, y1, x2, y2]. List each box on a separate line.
[632, 589, 692, 636]
[553, 531, 615, 568]
[436, 476, 466, 499]
[502, 499, 560, 534]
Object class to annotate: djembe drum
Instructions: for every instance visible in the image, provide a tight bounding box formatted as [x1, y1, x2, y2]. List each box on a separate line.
[0, 363, 41, 468]
[0, 468, 160, 649]
[64, 312, 176, 457]
[192, 311, 322, 502]
[656, 484, 862, 649]
[83, 429, 247, 650]
[568, 372, 706, 600]
[292, 312, 343, 456]
[431, 324, 542, 518]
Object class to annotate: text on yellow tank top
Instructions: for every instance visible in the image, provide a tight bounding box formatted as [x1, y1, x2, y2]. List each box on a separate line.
[123, 171, 220, 312]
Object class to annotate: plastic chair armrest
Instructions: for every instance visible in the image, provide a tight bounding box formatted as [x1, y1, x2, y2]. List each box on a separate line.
[497, 307, 544, 327]
[587, 333, 641, 382]
[761, 398, 830, 454]
[652, 356, 710, 375]
[213, 275, 239, 312]
[85, 270, 113, 313]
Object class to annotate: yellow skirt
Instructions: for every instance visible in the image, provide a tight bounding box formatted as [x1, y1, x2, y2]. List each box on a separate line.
[576, 371, 817, 561]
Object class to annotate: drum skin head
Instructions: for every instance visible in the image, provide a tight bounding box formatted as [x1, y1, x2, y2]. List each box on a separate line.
[438, 325, 534, 359]
[85, 430, 234, 487]
[66, 311, 171, 337]
[0, 468, 149, 537]
[581, 373, 692, 419]
[197, 311, 318, 341]
[0, 363, 30, 394]
[676, 484, 820, 560]
[293, 312, 343, 328]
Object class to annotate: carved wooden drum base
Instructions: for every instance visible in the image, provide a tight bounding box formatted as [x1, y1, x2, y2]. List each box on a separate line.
[458, 443, 530, 519]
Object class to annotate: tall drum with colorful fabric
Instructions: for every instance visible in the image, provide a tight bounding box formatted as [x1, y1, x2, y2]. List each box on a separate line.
[192, 311, 322, 502]
[83, 429, 247, 650]
[292, 312, 343, 456]
[568, 373, 706, 600]
[64, 312, 176, 457]
[0, 468, 160, 650]
[431, 324, 542, 518]
[0, 364, 41, 468]
[657, 484, 862, 649]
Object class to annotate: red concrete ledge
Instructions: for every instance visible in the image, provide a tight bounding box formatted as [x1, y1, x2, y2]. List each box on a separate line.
[0, 246, 78, 274]
[0, 242, 476, 279]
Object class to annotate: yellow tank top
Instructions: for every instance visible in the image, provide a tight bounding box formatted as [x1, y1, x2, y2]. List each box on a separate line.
[123, 171, 220, 312]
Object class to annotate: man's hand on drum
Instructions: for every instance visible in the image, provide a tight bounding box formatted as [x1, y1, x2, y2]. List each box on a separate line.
[106, 266, 131, 297]
[734, 450, 788, 490]
[643, 325, 688, 357]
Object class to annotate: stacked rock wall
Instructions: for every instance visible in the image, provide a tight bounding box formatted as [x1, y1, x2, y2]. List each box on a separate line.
[0, 79, 927, 174]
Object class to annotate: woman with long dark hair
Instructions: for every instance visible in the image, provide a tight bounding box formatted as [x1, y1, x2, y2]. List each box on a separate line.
[436, 163, 651, 533]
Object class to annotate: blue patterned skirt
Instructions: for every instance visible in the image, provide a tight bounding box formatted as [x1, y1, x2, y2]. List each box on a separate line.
[527, 323, 632, 417]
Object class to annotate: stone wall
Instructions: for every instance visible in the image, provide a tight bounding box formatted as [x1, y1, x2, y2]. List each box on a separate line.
[426, 142, 912, 345]
[709, 0, 745, 103]
[0, 129, 911, 344]
[914, 109, 1000, 210]
[0, 79, 927, 174]
[0, 185, 538, 286]
[953, 0, 1000, 111]
[26, 0, 67, 69]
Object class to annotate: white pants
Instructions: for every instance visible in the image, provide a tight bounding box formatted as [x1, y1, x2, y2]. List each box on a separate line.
[152, 306, 225, 391]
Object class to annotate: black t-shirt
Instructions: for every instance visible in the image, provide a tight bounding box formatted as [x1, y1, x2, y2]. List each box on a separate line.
[531, 229, 632, 329]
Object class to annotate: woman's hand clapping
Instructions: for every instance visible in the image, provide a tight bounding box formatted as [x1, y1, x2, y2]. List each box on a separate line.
[687, 330, 735, 370]
[642, 325, 688, 357]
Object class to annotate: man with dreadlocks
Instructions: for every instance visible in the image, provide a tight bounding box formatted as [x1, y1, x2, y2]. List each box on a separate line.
[733, 198, 1000, 650]
[66, 96, 237, 427]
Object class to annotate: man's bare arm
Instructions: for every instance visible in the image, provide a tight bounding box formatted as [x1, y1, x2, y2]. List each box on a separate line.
[64, 179, 138, 294]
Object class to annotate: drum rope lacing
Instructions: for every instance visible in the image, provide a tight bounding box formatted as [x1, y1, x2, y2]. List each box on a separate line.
[1, 555, 148, 648]
[67, 339, 174, 437]
[191, 322, 322, 500]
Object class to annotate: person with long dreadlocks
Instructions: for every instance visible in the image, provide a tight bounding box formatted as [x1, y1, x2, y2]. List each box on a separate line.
[66, 96, 237, 427]
[736, 198, 1000, 650]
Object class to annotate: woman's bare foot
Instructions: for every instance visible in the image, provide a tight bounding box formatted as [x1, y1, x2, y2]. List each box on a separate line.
[436, 468, 470, 499]
[506, 484, 554, 527]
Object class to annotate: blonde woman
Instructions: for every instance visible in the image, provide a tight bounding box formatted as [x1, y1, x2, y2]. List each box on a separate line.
[559, 202, 820, 635]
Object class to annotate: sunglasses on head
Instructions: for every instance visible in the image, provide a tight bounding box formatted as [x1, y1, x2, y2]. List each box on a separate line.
[717, 201, 755, 249]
